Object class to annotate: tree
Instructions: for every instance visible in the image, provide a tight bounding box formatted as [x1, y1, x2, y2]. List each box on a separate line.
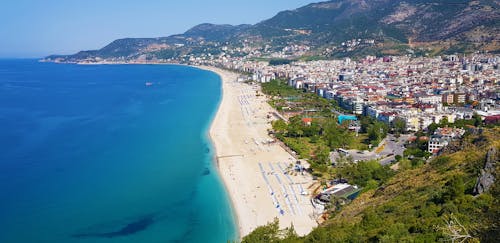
[304, 121, 321, 137]
[368, 125, 380, 143]
[392, 118, 406, 136]
[322, 119, 356, 149]
[313, 145, 331, 165]
[399, 158, 412, 170]
[428, 122, 439, 134]
[242, 218, 299, 243]
[324, 120, 342, 148]
[440, 214, 477, 243]
[443, 175, 465, 201]
[339, 129, 354, 148]
[242, 218, 280, 243]
[272, 120, 288, 134]
[296, 129, 304, 138]
[288, 116, 304, 138]
[367, 121, 387, 146]
[440, 116, 449, 126]
[360, 116, 376, 133]
[473, 113, 482, 127]
[281, 224, 299, 242]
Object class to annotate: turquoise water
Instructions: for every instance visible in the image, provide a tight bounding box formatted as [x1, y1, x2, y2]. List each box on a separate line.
[0, 60, 237, 242]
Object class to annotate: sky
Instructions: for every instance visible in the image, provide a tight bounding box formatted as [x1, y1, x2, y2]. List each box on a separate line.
[0, 0, 318, 58]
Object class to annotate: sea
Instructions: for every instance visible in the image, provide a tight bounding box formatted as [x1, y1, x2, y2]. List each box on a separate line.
[0, 59, 237, 243]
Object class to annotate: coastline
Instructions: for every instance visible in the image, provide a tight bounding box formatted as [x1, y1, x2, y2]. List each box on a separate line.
[197, 66, 317, 238]
[39, 60, 318, 238]
[0, 61, 242, 243]
[202, 66, 242, 240]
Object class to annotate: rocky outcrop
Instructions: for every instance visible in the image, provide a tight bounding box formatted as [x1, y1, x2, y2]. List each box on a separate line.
[474, 147, 498, 195]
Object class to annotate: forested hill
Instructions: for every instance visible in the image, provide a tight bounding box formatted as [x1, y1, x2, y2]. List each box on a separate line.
[242, 127, 500, 242]
[45, 0, 499, 62]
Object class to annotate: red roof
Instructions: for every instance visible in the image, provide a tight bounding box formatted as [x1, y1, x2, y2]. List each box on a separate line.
[485, 115, 500, 124]
[302, 118, 313, 124]
[486, 115, 500, 119]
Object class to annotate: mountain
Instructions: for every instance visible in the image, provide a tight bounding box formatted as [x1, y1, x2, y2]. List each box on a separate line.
[255, 0, 499, 43]
[183, 23, 252, 42]
[250, 0, 500, 55]
[44, 0, 500, 62]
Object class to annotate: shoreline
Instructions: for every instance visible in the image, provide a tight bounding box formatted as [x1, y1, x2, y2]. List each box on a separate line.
[197, 65, 244, 238]
[196, 65, 317, 238]
[201, 66, 243, 240]
[41, 60, 318, 238]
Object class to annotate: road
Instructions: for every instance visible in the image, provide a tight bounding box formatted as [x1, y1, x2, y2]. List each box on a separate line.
[331, 134, 410, 166]
[378, 134, 410, 165]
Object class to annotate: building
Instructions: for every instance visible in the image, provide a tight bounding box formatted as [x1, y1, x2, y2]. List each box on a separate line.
[403, 116, 420, 132]
[365, 106, 381, 119]
[434, 127, 465, 140]
[339, 72, 353, 81]
[324, 90, 336, 100]
[378, 112, 397, 124]
[484, 115, 500, 125]
[428, 127, 465, 154]
[340, 97, 364, 115]
[417, 94, 442, 104]
[338, 115, 358, 125]
[454, 93, 466, 104]
[442, 93, 454, 104]
[311, 183, 361, 211]
[428, 135, 449, 153]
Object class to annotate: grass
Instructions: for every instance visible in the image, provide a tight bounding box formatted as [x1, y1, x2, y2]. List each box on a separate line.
[282, 136, 329, 159]
[350, 134, 370, 150]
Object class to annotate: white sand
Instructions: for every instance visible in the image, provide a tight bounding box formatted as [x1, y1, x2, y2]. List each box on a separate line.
[198, 66, 318, 238]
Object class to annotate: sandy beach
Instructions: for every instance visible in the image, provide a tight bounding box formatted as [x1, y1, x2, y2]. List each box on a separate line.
[199, 66, 318, 238]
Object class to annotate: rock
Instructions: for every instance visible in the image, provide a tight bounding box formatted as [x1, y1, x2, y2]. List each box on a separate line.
[474, 147, 498, 195]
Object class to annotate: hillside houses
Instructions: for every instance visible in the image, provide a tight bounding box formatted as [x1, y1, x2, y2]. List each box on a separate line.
[194, 53, 499, 131]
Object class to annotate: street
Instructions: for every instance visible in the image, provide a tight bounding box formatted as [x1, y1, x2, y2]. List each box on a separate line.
[331, 134, 410, 166]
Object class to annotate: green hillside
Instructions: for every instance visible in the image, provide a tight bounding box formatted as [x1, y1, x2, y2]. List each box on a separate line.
[243, 127, 500, 242]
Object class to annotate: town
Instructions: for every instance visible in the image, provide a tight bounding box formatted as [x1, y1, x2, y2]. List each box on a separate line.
[184, 49, 498, 224]
[52, 32, 500, 231]
[193, 52, 499, 155]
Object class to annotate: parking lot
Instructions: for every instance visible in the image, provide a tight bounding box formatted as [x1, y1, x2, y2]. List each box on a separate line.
[331, 134, 410, 166]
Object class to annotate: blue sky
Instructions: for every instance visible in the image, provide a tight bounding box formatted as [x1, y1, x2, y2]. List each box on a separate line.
[0, 0, 317, 58]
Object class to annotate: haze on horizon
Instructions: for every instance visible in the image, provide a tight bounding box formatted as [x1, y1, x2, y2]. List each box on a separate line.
[0, 0, 317, 58]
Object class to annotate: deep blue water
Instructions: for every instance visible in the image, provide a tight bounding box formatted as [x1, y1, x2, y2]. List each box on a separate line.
[0, 60, 237, 243]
